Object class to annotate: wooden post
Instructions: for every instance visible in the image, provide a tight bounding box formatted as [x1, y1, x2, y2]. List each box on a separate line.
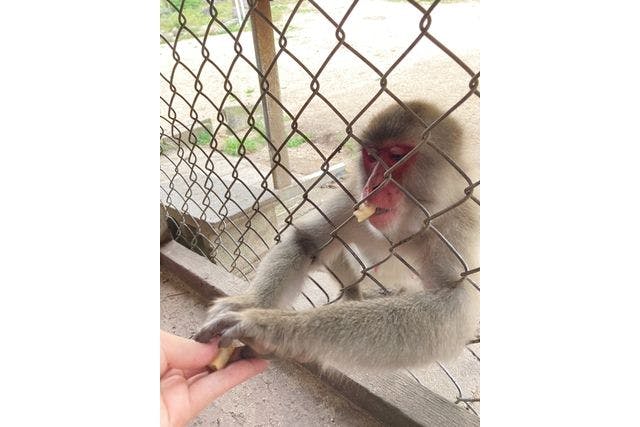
[250, 0, 292, 189]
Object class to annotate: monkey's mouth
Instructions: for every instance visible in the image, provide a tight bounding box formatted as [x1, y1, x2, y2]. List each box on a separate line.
[369, 207, 395, 229]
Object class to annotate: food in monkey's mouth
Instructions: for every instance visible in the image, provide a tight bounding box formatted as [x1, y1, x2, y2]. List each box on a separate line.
[353, 203, 376, 222]
[354, 203, 392, 223]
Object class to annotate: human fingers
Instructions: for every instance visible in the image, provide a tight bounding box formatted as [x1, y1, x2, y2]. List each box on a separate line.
[187, 358, 268, 415]
[160, 330, 220, 376]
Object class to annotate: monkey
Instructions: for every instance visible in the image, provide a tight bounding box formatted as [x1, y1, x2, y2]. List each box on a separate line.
[194, 100, 479, 371]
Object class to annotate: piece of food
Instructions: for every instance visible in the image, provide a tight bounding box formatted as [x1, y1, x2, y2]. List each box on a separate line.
[209, 340, 244, 372]
[353, 203, 376, 222]
[209, 346, 235, 371]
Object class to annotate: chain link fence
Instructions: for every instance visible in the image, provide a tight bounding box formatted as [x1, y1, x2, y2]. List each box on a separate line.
[160, 0, 479, 416]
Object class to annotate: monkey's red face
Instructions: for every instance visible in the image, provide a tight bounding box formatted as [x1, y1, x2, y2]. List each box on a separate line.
[361, 141, 418, 230]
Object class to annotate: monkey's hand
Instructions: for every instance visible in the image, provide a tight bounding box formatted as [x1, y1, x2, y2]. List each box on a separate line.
[193, 294, 262, 344]
[194, 308, 312, 361]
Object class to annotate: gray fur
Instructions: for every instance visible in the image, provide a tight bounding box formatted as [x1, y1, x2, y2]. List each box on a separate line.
[194, 100, 479, 371]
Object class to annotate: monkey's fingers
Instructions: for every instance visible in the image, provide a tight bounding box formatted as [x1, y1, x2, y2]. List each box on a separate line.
[218, 322, 244, 348]
[353, 203, 375, 222]
[220, 333, 278, 362]
[193, 315, 242, 344]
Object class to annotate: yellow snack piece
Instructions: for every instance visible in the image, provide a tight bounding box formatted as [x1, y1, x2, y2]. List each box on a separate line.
[208, 339, 245, 371]
[209, 346, 235, 371]
[353, 203, 375, 222]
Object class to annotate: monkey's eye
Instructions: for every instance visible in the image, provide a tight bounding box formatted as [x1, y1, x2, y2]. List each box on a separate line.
[389, 152, 405, 162]
[388, 147, 409, 163]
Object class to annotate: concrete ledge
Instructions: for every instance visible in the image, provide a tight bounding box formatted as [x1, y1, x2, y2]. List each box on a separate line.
[160, 240, 479, 426]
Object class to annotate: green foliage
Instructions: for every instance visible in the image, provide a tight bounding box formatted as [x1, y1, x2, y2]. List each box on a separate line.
[161, 122, 310, 156]
[195, 128, 211, 146]
[160, 0, 237, 37]
[160, 0, 312, 42]
[343, 139, 359, 153]
[223, 134, 266, 156]
[384, 0, 473, 3]
[286, 134, 307, 148]
[159, 128, 210, 154]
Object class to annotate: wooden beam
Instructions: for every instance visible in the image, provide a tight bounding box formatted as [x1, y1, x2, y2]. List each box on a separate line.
[250, 0, 292, 189]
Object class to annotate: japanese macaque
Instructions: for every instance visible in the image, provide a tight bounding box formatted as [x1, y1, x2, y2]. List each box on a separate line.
[194, 100, 479, 370]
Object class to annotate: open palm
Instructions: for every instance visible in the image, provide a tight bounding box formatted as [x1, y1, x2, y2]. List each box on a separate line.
[160, 331, 267, 427]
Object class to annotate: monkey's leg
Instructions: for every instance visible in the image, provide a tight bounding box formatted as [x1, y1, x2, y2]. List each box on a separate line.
[342, 284, 361, 301]
[211, 281, 479, 369]
[326, 252, 362, 301]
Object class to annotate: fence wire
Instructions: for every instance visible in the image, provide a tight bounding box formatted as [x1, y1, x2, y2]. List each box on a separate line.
[160, 0, 480, 416]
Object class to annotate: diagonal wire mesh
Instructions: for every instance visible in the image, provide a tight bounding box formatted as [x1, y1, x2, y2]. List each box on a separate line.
[161, 0, 480, 416]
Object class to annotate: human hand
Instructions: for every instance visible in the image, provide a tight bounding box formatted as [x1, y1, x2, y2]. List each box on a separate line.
[160, 330, 268, 427]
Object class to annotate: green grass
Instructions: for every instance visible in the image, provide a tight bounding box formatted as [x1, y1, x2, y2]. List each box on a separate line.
[160, 128, 210, 153]
[343, 139, 360, 153]
[286, 134, 307, 148]
[195, 128, 212, 146]
[160, 0, 312, 42]
[223, 134, 266, 156]
[160, 0, 239, 38]
[221, 132, 308, 156]
[160, 113, 310, 156]
[385, 0, 475, 3]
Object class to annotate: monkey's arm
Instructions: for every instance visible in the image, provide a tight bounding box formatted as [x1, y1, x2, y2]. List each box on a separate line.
[194, 195, 359, 343]
[205, 282, 479, 369]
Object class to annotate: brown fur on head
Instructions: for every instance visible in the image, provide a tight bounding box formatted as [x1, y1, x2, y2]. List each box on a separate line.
[357, 101, 466, 240]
